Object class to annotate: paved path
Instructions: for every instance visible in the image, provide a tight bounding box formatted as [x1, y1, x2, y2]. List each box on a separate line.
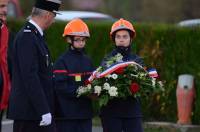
[2, 120, 103, 132]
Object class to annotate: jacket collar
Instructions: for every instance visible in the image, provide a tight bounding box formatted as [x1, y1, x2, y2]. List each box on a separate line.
[29, 19, 43, 36]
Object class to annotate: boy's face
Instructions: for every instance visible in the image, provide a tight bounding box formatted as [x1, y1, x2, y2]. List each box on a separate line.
[72, 36, 86, 49]
[115, 30, 131, 47]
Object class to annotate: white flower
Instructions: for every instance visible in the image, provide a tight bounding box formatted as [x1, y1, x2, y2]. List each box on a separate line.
[131, 74, 138, 77]
[139, 73, 146, 78]
[112, 74, 118, 80]
[103, 83, 110, 90]
[94, 86, 102, 95]
[77, 86, 88, 96]
[116, 53, 123, 62]
[158, 81, 164, 91]
[87, 84, 92, 90]
[152, 78, 156, 87]
[108, 86, 118, 97]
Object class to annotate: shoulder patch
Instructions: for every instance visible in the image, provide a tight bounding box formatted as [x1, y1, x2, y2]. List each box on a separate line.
[23, 29, 32, 33]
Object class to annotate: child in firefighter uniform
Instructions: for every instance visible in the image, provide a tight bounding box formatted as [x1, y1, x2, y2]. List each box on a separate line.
[100, 18, 144, 132]
[53, 18, 94, 132]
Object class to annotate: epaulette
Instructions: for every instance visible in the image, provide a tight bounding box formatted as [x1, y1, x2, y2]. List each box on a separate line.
[23, 25, 39, 35]
[23, 25, 32, 33]
[23, 29, 31, 33]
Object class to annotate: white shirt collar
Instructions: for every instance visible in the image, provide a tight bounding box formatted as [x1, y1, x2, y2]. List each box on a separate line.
[29, 19, 44, 36]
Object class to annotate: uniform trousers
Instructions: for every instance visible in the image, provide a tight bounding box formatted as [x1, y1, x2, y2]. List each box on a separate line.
[56, 119, 92, 132]
[101, 117, 143, 132]
[13, 120, 56, 132]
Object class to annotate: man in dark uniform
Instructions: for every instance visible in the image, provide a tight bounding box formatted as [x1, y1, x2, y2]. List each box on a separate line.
[7, 0, 61, 132]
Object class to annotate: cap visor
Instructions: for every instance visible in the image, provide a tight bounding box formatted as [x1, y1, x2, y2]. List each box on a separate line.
[53, 11, 61, 15]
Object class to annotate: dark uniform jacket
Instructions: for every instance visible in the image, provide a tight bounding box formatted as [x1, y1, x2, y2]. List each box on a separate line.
[7, 22, 55, 120]
[54, 48, 94, 119]
[100, 47, 144, 118]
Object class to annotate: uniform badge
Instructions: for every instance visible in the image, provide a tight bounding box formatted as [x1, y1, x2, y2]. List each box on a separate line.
[46, 54, 49, 67]
[75, 75, 81, 82]
[23, 29, 31, 33]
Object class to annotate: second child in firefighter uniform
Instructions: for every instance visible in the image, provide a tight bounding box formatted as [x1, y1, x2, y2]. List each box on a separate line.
[54, 19, 94, 132]
[100, 18, 144, 132]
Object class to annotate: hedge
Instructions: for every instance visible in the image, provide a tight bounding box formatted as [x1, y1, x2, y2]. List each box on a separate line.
[7, 20, 200, 124]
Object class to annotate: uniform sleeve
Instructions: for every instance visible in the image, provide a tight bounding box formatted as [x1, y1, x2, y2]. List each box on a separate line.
[16, 33, 49, 116]
[134, 55, 145, 67]
[100, 54, 111, 67]
[87, 56, 96, 71]
[53, 58, 76, 97]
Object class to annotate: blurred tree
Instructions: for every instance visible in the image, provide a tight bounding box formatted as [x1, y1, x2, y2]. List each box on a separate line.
[140, 0, 182, 23]
[100, 0, 183, 23]
[17, 0, 200, 23]
[181, 0, 200, 20]
[60, 0, 72, 10]
[101, 0, 142, 21]
[19, 0, 34, 17]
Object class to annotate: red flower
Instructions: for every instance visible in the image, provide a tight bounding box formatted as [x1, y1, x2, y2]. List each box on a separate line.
[130, 82, 140, 94]
[84, 80, 91, 85]
[115, 67, 124, 74]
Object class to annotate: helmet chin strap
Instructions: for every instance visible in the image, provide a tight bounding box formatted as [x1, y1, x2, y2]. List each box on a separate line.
[115, 39, 132, 56]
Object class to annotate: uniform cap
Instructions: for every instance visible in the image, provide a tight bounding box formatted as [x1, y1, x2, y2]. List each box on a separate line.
[35, 0, 62, 14]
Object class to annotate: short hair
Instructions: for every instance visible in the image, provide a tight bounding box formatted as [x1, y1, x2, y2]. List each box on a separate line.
[31, 7, 47, 17]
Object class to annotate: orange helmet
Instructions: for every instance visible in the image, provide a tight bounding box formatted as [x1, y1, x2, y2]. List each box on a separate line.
[62, 18, 90, 37]
[110, 18, 136, 39]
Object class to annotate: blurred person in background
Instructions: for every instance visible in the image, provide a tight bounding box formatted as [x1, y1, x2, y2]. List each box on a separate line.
[0, 0, 12, 131]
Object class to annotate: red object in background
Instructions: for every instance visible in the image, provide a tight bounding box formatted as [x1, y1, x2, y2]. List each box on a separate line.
[115, 67, 124, 74]
[0, 24, 11, 110]
[176, 74, 195, 125]
[130, 82, 140, 94]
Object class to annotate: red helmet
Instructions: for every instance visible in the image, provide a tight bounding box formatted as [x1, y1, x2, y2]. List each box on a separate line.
[63, 18, 90, 37]
[110, 18, 136, 39]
